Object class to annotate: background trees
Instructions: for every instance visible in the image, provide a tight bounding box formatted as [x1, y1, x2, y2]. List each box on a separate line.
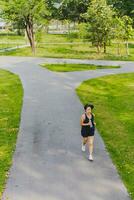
[108, 0, 134, 26]
[58, 0, 91, 22]
[83, 0, 114, 53]
[107, 14, 133, 56]
[1, 0, 50, 53]
[0, 0, 133, 56]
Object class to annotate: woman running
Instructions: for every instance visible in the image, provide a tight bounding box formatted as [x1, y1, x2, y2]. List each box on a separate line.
[80, 104, 96, 161]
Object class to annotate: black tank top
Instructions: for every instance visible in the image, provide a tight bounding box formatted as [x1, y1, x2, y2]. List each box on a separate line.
[83, 113, 94, 127]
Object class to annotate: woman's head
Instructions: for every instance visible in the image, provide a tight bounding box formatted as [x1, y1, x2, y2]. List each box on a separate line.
[84, 104, 94, 114]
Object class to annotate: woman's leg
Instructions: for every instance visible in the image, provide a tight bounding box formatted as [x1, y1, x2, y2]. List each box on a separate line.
[81, 137, 88, 151]
[82, 137, 88, 145]
[88, 136, 94, 159]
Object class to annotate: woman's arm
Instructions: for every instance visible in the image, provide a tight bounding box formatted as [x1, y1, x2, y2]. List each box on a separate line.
[92, 113, 96, 126]
[80, 115, 90, 126]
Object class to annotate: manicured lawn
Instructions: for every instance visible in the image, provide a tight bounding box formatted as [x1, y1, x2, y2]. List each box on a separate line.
[0, 33, 26, 43]
[76, 73, 134, 199]
[41, 63, 120, 72]
[1, 43, 134, 61]
[0, 33, 134, 61]
[0, 44, 17, 50]
[0, 69, 23, 198]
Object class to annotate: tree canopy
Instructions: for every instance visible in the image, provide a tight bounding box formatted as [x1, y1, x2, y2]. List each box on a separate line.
[1, 0, 50, 52]
[83, 0, 115, 53]
[47, 0, 91, 22]
[108, 0, 134, 25]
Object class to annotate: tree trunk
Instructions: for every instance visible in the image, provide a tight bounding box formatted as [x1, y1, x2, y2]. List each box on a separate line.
[126, 41, 129, 56]
[97, 43, 101, 54]
[103, 41, 106, 53]
[25, 20, 35, 55]
[117, 42, 120, 55]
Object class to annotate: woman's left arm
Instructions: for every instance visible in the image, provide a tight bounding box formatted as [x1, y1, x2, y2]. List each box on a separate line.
[92, 113, 96, 126]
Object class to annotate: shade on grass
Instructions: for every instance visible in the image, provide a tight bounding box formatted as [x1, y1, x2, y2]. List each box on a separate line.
[0, 69, 23, 198]
[41, 63, 120, 72]
[76, 73, 134, 199]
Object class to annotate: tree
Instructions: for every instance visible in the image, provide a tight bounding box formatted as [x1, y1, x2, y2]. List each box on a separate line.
[113, 17, 124, 55]
[113, 16, 133, 56]
[45, 0, 62, 20]
[1, 0, 50, 54]
[122, 16, 133, 56]
[108, 0, 134, 26]
[83, 0, 115, 53]
[52, 0, 91, 22]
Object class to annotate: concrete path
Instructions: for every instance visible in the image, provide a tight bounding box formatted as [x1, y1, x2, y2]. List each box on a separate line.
[0, 56, 134, 200]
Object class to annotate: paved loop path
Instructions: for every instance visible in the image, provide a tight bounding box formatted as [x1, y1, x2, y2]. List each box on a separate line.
[0, 56, 134, 200]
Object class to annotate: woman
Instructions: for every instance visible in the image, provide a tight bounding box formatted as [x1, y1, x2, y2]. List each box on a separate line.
[80, 104, 96, 161]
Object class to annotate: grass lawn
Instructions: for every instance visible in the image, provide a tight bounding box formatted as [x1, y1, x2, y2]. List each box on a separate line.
[0, 44, 18, 50]
[0, 33, 26, 43]
[41, 63, 120, 72]
[76, 73, 134, 200]
[0, 69, 23, 198]
[0, 34, 134, 61]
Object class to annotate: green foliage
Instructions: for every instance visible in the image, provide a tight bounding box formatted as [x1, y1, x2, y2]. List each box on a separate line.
[45, 0, 62, 19]
[114, 16, 134, 40]
[83, 0, 115, 53]
[1, 0, 51, 52]
[67, 32, 78, 41]
[2, 0, 49, 27]
[113, 16, 133, 55]
[78, 23, 90, 40]
[108, 0, 134, 26]
[57, 0, 91, 22]
[122, 16, 133, 41]
[35, 30, 44, 44]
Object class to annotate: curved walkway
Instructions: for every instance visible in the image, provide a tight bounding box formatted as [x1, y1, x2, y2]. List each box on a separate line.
[0, 56, 134, 200]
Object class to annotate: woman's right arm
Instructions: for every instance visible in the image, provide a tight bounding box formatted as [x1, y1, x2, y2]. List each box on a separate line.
[80, 115, 90, 126]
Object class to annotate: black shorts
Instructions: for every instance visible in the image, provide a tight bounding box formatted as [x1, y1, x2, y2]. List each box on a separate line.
[81, 126, 95, 137]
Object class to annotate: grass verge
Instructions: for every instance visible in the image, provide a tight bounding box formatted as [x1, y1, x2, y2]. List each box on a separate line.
[0, 69, 23, 198]
[41, 63, 120, 72]
[76, 73, 134, 199]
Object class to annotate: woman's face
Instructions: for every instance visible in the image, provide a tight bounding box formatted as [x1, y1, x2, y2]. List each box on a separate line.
[86, 107, 91, 114]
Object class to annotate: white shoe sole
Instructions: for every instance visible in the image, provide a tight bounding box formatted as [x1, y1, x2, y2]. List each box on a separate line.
[81, 146, 86, 152]
[88, 155, 94, 161]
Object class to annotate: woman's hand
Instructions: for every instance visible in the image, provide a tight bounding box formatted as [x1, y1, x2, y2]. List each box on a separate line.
[89, 121, 92, 126]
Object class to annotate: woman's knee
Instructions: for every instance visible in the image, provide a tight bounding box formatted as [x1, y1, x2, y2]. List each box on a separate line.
[83, 137, 88, 143]
[88, 138, 94, 146]
[89, 142, 93, 146]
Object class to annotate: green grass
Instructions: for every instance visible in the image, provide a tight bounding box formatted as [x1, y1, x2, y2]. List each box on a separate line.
[76, 73, 134, 199]
[0, 33, 26, 43]
[0, 69, 23, 198]
[0, 33, 134, 61]
[41, 63, 120, 72]
[0, 44, 18, 50]
[1, 43, 134, 61]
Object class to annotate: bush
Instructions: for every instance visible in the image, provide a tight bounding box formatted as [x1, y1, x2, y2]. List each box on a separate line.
[78, 23, 90, 40]
[67, 31, 79, 40]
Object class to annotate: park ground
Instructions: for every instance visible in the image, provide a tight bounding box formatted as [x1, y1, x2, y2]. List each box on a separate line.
[1, 33, 134, 61]
[0, 60, 134, 199]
